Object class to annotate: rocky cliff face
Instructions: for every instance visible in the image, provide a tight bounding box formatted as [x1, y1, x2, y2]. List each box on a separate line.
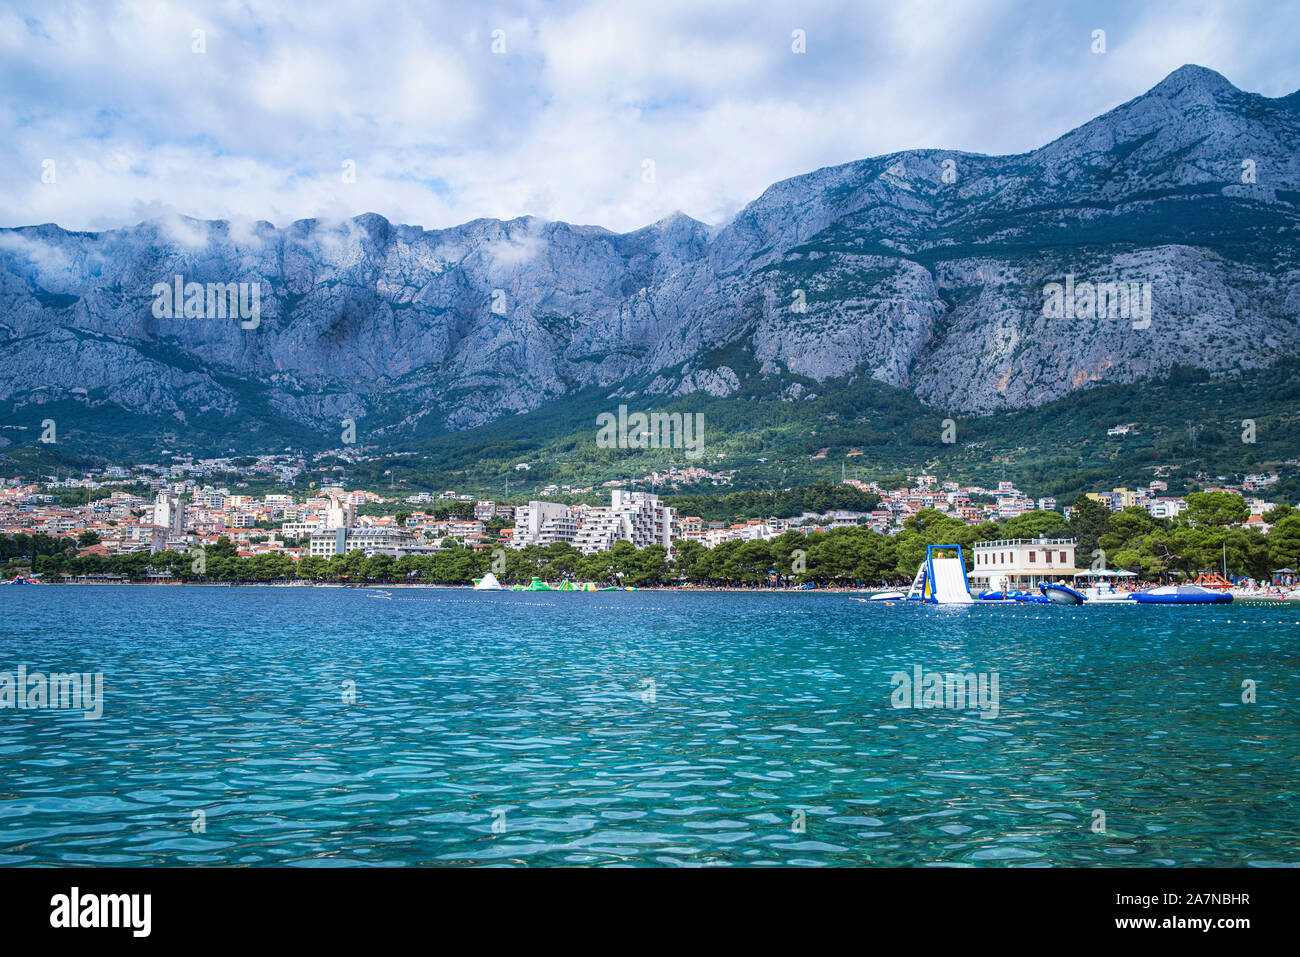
[1, 65, 1297, 449]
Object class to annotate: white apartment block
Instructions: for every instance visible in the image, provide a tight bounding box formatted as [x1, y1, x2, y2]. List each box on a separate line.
[512, 501, 579, 548]
[1243, 473, 1279, 490]
[197, 490, 227, 509]
[996, 497, 1035, 518]
[702, 521, 784, 548]
[120, 523, 168, 553]
[735, 521, 783, 541]
[152, 492, 186, 535]
[703, 526, 736, 548]
[40, 516, 81, 535]
[324, 497, 356, 529]
[448, 519, 486, 539]
[280, 521, 322, 538]
[572, 491, 675, 555]
[308, 527, 425, 558]
[1145, 497, 1187, 520]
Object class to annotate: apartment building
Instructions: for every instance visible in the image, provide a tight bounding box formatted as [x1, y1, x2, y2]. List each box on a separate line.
[512, 501, 580, 548]
[308, 527, 426, 558]
[324, 496, 356, 530]
[572, 491, 675, 555]
[1243, 473, 1279, 491]
[677, 516, 704, 540]
[1087, 488, 1139, 512]
[152, 492, 186, 535]
[1146, 497, 1187, 520]
[427, 519, 487, 542]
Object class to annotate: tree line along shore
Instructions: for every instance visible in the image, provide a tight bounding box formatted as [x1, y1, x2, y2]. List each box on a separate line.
[5, 493, 1297, 587]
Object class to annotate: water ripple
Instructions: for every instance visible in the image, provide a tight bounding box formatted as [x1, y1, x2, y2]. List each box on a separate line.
[0, 586, 1297, 866]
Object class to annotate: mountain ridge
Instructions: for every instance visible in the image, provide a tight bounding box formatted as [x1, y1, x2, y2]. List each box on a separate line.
[1, 64, 1298, 457]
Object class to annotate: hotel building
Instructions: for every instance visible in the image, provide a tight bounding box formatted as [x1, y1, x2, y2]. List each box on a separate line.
[512, 501, 580, 548]
[308, 527, 426, 558]
[969, 538, 1080, 591]
[572, 491, 676, 555]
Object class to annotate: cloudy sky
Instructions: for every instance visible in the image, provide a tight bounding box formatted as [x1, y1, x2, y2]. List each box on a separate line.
[3, 0, 1298, 234]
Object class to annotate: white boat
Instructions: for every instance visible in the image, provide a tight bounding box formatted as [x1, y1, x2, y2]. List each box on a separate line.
[866, 591, 905, 601]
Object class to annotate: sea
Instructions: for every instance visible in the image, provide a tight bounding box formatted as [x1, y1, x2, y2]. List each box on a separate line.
[2, 585, 1297, 867]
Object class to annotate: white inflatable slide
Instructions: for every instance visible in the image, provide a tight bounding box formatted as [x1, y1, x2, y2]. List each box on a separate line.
[928, 556, 974, 604]
[905, 545, 974, 604]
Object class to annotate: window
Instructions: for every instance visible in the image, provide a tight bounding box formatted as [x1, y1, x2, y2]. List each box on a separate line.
[1060, 551, 1067, 563]
[1029, 551, 1036, 563]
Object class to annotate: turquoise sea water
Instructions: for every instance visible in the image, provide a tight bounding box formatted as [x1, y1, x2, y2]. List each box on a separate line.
[1, 584, 1297, 867]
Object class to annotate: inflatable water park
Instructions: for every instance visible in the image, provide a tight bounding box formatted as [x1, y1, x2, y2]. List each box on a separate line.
[472, 574, 628, 592]
[900, 544, 1232, 605]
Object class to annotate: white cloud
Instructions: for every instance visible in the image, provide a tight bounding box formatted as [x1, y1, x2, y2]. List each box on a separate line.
[0, 231, 74, 280]
[0, 0, 1296, 235]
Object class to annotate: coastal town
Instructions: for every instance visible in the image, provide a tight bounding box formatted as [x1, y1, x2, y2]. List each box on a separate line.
[0, 450, 1287, 565]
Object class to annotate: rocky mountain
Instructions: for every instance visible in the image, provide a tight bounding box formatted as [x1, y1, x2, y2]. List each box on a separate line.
[1, 64, 1298, 454]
